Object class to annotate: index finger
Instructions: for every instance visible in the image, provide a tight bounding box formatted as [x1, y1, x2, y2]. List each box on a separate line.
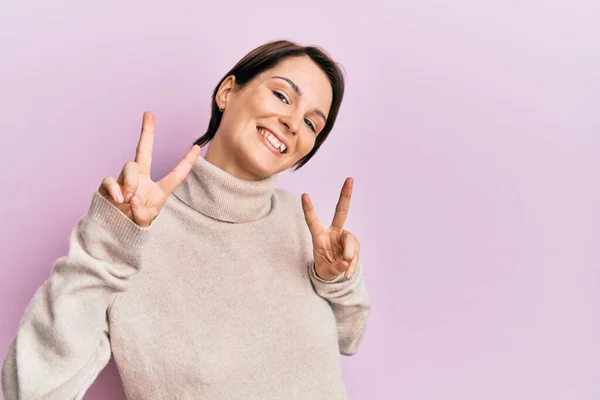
[331, 177, 353, 229]
[302, 193, 325, 238]
[135, 112, 155, 175]
[157, 145, 202, 195]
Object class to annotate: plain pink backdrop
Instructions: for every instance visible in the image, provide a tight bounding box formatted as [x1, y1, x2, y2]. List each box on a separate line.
[1, 1, 599, 399]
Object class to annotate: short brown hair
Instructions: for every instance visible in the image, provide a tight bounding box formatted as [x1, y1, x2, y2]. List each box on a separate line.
[193, 39, 345, 170]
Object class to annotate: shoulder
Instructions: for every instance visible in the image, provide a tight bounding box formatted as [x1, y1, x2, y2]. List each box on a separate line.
[273, 188, 303, 215]
[272, 188, 312, 247]
[272, 188, 309, 227]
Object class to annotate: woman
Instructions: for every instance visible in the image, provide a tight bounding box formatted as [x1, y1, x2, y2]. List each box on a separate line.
[2, 40, 370, 399]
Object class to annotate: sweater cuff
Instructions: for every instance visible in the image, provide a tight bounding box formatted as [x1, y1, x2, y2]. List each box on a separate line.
[309, 262, 347, 284]
[86, 190, 151, 249]
[309, 260, 365, 300]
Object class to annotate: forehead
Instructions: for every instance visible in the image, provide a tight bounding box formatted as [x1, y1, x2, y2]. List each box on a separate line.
[259, 56, 333, 115]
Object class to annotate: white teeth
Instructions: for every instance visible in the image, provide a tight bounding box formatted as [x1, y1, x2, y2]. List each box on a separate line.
[258, 128, 286, 153]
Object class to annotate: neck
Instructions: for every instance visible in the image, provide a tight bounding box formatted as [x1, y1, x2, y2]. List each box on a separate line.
[172, 152, 277, 223]
[204, 139, 261, 181]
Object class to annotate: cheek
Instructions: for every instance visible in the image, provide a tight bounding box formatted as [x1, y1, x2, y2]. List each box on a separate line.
[248, 91, 281, 115]
[225, 90, 272, 123]
[295, 133, 317, 156]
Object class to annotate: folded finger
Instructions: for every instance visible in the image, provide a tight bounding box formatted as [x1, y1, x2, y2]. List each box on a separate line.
[343, 232, 355, 262]
[345, 254, 359, 280]
[100, 177, 124, 204]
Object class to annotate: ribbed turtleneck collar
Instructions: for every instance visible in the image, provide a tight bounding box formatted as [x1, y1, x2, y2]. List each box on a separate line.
[172, 156, 277, 223]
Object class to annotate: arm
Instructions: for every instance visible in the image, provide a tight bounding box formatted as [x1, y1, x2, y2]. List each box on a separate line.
[309, 261, 371, 355]
[1, 112, 201, 399]
[300, 177, 371, 356]
[1, 192, 150, 400]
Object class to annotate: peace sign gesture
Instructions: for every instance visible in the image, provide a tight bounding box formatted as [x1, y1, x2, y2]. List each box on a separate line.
[99, 112, 202, 228]
[302, 178, 361, 281]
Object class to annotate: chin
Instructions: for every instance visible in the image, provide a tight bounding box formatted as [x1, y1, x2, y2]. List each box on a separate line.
[238, 137, 290, 179]
[240, 151, 284, 180]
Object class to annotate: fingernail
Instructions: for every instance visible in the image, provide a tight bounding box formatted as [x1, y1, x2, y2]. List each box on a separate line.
[116, 192, 124, 203]
[124, 192, 133, 203]
[131, 195, 139, 208]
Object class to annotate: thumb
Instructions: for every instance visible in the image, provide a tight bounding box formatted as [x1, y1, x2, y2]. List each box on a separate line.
[158, 144, 202, 195]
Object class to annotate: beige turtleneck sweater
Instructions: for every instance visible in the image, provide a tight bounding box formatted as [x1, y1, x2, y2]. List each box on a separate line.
[1, 155, 371, 399]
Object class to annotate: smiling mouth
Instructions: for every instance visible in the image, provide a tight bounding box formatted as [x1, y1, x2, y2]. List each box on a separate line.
[257, 127, 288, 154]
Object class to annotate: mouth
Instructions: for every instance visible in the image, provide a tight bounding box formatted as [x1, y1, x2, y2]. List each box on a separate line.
[256, 126, 288, 154]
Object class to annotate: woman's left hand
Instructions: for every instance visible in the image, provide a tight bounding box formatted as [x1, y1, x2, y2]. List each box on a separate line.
[302, 178, 361, 281]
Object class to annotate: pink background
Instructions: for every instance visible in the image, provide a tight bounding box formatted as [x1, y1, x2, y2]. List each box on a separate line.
[1, 1, 599, 399]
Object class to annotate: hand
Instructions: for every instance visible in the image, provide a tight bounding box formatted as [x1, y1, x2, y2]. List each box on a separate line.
[302, 177, 361, 281]
[98, 111, 202, 228]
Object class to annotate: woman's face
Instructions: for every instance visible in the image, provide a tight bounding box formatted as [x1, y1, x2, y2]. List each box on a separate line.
[208, 55, 333, 180]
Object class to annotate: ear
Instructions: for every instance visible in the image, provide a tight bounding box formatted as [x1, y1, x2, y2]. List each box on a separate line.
[216, 75, 236, 110]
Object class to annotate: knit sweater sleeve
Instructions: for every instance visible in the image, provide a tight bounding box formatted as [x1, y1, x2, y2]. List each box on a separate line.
[308, 260, 371, 356]
[1, 191, 151, 400]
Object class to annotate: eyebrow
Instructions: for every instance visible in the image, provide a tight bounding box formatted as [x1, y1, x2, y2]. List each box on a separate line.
[271, 76, 328, 123]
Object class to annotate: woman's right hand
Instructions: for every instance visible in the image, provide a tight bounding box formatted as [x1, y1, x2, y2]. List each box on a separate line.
[99, 112, 202, 228]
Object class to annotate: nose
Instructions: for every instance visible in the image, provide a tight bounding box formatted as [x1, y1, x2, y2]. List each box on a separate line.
[279, 113, 301, 135]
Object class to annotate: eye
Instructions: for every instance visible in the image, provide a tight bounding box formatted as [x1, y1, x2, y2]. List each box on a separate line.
[272, 91, 289, 104]
[304, 118, 316, 133]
